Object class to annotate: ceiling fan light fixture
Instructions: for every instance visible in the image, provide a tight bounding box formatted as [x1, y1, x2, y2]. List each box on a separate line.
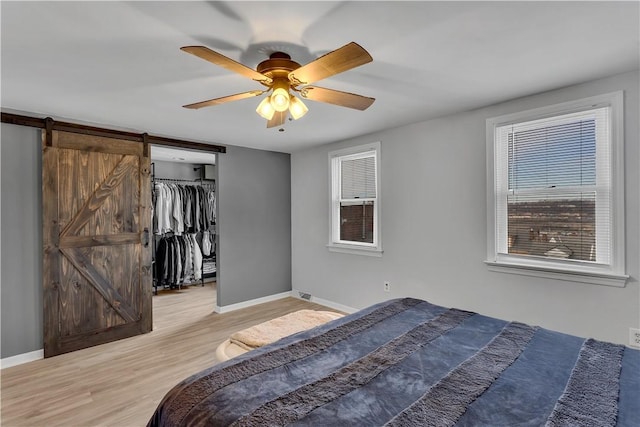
[180, 42, 375, 128]
[270, 88, 290, 112]
[270, 80, 291, 112]
[289, 95, 308, 120]
[256, 96, 276, 120]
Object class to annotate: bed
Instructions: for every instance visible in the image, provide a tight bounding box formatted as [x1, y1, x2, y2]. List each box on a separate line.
[148, 298, 639, 426]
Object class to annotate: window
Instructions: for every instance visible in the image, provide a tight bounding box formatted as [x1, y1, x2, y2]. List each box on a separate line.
[328, 142, 382, 256]
[486, 92, 627, 286]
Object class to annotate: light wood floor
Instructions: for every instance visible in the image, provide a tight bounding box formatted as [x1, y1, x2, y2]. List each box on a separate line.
[1, 283, 338, 426]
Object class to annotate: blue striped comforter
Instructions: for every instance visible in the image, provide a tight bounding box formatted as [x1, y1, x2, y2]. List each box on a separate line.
[148, 298, 639, 426]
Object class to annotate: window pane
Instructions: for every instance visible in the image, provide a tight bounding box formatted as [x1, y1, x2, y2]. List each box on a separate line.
[508, 119, 596, 190]
[507, 192, 596, 261]
[340, 201, 374, 243]
[341, 156, 376, 199]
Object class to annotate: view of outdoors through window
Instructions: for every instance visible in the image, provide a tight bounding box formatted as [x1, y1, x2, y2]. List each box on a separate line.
[507, 119, 596, 261]
[340, 201, 374, 243]
[507, 195, 596, 260]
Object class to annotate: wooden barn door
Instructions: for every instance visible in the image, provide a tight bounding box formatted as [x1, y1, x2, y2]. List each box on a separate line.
[42, 130, 152, 357]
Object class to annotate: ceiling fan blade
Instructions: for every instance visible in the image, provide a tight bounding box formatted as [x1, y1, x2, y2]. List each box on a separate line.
[267, 111, 287, 128]
[181, 46, 273, 85]
[183, 90, 264, 109]
[300, 86, 375, 111]
[288, 42, 372, 86]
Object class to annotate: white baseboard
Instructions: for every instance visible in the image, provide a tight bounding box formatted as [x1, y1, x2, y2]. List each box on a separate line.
[215, 291, 292, 314]
[214, 290, 359, 315]
[1, 349, 44, 369]
[291, 289, 358, 314]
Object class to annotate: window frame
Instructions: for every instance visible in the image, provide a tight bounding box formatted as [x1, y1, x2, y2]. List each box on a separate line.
[328, 142, 382, 256]
[485, 92, 627, 287]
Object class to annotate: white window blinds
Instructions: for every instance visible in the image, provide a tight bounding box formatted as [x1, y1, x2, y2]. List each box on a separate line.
[341, 154, 376, 199]
[495, 107, 611, 264]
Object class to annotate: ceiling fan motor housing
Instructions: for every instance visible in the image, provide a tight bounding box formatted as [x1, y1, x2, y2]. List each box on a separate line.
[257, 52, 301, 82]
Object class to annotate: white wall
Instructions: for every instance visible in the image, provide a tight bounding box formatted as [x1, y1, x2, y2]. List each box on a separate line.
[291, 70, 639, 345]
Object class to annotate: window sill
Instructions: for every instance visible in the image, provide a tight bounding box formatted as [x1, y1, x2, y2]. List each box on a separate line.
[484, 260, 628, 287]
[327, 243, 383, 257]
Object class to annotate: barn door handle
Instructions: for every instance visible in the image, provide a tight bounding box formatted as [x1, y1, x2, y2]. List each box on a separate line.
[142, 228, 150, 247]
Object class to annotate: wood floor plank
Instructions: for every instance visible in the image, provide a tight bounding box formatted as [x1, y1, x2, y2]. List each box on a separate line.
[0, 283, 340, 426]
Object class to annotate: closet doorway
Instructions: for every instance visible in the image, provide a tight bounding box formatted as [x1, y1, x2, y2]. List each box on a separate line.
[149, 145, 218, 327]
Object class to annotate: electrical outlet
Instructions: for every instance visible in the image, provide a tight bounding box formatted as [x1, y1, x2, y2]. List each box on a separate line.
[629, 328, 640, 348]
[384, 281, 390, 292]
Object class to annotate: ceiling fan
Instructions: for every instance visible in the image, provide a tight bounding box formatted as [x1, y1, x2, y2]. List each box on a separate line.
[181, 42, 375, 128]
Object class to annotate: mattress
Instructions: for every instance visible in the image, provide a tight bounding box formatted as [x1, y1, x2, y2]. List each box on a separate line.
[148, 298, 639, 426]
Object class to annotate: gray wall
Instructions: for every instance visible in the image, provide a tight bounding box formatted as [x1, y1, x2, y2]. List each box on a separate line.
[217, 145, 292, 306]
[1, 124, 43, 358]
[291, 70, 639, 346]
[0, 127, 290, 358]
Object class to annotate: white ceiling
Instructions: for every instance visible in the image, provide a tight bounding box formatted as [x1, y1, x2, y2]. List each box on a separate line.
[1, 1, 638, 154]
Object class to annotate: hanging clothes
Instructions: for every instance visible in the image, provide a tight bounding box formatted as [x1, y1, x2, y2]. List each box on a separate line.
[190, 233, 203, 281]
[154, 234, 205, 287]
[154, 183, 173, 234]
[152, 179, 215, 290]
[153, 182, 216, 235]
[202, 230, 212, 256]
[170, 184, 185, 234]
[207, 188, 216, 224]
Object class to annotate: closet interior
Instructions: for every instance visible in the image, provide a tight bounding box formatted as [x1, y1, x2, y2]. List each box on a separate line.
[150, 145, 217, 295]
